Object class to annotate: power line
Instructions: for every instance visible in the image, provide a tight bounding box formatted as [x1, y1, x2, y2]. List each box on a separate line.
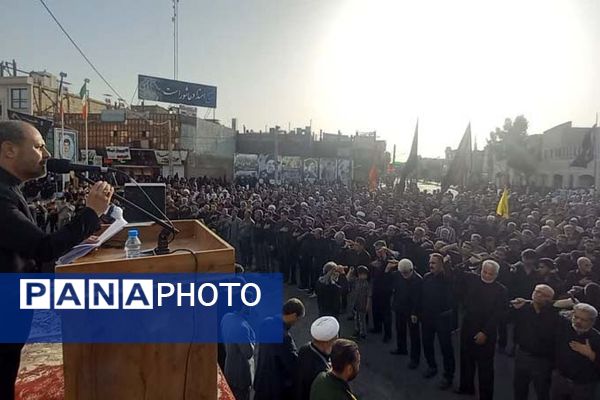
[38, 0, 126, 105]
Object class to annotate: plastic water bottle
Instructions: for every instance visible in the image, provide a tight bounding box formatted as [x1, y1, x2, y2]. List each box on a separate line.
[124, 229, 142, 259]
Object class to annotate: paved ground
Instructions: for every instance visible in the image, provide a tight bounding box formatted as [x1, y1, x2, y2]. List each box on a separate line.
[285, 285, 517, 400]
[20, 284, 519, 399]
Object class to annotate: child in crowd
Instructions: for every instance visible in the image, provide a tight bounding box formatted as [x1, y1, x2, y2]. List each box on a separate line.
[347, 265, 371, 340]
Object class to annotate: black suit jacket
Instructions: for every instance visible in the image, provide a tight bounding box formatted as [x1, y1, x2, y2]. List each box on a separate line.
[254, 319, 298, 400]
[295, 342, 330, 400]
[391, 271, 423, 315]
[0, 167, 101, 273]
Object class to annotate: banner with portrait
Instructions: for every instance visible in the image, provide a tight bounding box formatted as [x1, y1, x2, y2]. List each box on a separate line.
[336, 159, 352, 185]
[80, 150, 97, 165]
[281, 156, 303, 183]
[303, 158, 319, 184]
[53, 128, 78, 162]
[234, 153, 258, 179]
[258, 154, 280, 184]
[319, 158, 337, 183]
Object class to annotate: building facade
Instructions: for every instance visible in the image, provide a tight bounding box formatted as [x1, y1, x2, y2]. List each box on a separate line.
[484, 122, 598, 189]
[0, 70, 106, 121]
[534, 122, 596, 188]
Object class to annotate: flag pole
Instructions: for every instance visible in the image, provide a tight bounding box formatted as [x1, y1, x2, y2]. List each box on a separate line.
[61, 87, 67, 191]
[58, 72, 67, 192]
[59, 74, 65, 159]
[85, 86, 89, 166]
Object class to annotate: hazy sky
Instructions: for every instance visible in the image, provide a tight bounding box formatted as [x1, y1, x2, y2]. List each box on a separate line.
[2, 0, 599, 159]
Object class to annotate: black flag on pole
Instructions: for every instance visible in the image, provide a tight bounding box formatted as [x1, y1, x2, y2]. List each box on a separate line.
[442, 123, 472, 192]
[570, 124, 596, 168]
[397, 121, 419, 196]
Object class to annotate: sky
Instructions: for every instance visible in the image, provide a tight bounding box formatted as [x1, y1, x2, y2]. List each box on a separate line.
[2, 0, 599, 159]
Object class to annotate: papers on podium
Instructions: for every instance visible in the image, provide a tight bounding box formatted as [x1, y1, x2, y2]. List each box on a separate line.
[56, 218, 128, 265]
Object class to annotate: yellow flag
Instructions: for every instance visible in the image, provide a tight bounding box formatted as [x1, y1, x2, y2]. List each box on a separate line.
[496, 188, 509, 218]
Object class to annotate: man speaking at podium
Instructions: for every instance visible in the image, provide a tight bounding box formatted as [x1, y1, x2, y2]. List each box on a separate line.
[0, 121, 114, 399]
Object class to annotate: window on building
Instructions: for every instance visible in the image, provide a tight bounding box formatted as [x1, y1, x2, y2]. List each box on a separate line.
[10, 88, 28, 110]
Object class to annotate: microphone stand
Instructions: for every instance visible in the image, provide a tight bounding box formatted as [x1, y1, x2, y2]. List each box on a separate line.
[75, 172, 179, 255]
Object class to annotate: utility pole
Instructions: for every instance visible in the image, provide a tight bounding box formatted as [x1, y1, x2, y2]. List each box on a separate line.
[58, 72, 67, 191]
[84, 78, 90, 168]
[172, 0, 179, 80]
[168, 119, 174, 176]
[172, 0, 179, 177]
[58, 72, 67, 157]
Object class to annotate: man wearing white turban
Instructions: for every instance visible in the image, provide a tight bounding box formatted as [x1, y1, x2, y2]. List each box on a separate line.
[295, 316, 340, 400]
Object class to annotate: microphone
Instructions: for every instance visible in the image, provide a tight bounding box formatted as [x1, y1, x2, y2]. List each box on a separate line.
[46, 158, 110, 174]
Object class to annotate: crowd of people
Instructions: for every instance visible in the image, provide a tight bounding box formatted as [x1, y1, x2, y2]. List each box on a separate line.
[23, 173, 600, 400]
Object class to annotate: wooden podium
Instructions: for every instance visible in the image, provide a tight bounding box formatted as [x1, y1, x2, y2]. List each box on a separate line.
[55, 220, 235, 400]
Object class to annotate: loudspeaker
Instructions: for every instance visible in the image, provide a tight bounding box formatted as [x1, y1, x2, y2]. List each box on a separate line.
[123, 183, 166, 223]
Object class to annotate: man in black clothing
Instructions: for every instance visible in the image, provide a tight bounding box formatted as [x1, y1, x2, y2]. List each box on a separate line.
[330, 231, 352, 313]
[296, 219, 315, 290]
[506, 237, 522, 264]
[295, 316, 339, 400]
[0, 121, 113, 399]
[369, 241, 395, 342]
[511, 249, 541, 299]
[511, 284, 559, 400]
[308, 228, 329, 297]
[421, 253, 456, 389]
[254, 298, 305, 400]
[276, 209, 295, 283]
[404, 227, 431, 276]
[315, 262, 347, 318]
[390, 258, 423, 369]
[565, 256, 598, 292]
[455, 259, 508, 400]
[492, 246, 513, 353]
[347, 236, 371, 269]
[550, 303, 600, 400]
[330, 230, 351, 266]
